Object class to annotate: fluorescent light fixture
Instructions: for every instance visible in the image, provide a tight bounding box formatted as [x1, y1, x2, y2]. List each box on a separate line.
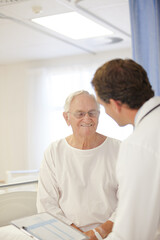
[32, 12, 113, 40]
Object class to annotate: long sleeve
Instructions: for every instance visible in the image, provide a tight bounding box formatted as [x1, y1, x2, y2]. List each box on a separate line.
[108, 210, 117, 223]
[105, 141, 160, 240]
[36, 148, 72, 225]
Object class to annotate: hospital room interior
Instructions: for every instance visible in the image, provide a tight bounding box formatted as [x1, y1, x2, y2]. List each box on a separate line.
[0, 0, 159, 238]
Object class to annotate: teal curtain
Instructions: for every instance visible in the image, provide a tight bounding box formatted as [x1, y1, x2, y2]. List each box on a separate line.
[129, 0, 160, 96]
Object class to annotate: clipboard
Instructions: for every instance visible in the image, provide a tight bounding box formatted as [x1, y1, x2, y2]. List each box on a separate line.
[11, 212, 89, 240]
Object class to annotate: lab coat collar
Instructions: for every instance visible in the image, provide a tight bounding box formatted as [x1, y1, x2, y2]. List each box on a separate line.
[134, 96, 160, 127]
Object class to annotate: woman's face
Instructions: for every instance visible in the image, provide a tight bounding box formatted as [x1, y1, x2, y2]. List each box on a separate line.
[65, 94, 99, 138]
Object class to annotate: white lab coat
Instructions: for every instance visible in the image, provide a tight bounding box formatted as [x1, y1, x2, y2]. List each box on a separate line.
[106, 97, 160, 240]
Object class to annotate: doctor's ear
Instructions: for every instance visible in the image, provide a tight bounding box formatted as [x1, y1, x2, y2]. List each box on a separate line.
[63, 112, 71, 126]
[110, 99, 123, 113]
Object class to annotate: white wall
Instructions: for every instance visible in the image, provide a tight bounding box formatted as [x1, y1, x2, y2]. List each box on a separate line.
[0, 48, 132, 181]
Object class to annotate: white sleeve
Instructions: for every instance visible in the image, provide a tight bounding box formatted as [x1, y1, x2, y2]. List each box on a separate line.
[36, 147, 72, 225]
[108, 210, 117, 223]
[105, 142, 160, 240]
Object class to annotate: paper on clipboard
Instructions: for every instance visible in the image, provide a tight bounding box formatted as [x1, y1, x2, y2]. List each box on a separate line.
[11, 212, 89, 240]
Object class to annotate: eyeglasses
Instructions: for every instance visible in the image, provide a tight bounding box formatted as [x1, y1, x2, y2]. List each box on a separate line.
[68, 110, 100, 119]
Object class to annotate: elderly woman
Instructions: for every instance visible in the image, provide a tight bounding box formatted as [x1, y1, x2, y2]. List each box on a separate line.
[37, 90, 120, 240]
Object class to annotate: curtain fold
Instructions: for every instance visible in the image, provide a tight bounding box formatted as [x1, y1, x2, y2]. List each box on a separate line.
[129, 0, 160, 96]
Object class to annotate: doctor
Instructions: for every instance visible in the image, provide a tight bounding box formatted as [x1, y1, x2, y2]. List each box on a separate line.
[91, 58, 160, 240]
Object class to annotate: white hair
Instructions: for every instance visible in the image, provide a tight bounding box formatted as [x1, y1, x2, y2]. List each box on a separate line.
[64, 90, 100, 112]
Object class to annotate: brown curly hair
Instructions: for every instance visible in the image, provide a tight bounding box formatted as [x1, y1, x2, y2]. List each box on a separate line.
[91, 58, 154, 109]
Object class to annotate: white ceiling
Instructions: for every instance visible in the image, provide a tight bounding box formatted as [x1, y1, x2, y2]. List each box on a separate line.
[0, 0, 131, 64]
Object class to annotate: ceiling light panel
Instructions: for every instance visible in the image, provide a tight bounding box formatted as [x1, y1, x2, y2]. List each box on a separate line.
[32, 12, 113, 40]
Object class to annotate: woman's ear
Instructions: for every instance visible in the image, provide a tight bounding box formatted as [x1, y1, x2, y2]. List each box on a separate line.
[63, 112, 70, 126]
